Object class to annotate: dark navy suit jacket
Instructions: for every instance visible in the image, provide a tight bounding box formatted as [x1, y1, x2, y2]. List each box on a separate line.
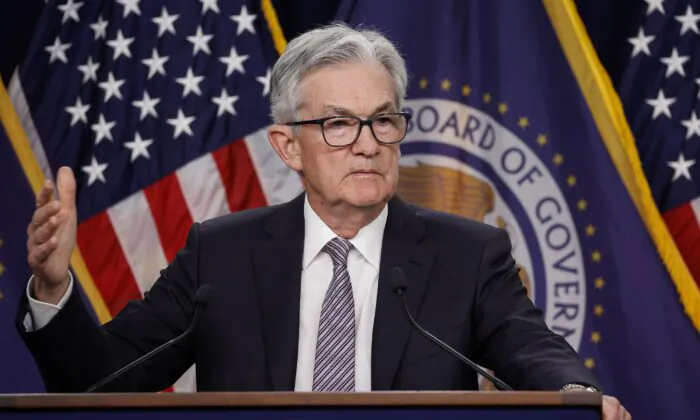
[16, 193, 599, 392]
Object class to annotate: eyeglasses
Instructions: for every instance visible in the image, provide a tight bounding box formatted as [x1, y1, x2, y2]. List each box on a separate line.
[285, 112, 412, 147]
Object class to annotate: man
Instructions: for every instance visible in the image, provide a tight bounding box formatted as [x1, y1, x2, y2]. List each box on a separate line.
[18, 23, 630, 419]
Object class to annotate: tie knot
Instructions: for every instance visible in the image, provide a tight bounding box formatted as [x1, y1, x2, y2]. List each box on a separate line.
[323, 237, 352, 267]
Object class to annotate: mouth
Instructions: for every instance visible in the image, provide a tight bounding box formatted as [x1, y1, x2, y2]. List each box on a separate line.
[350, 170, 381, 176]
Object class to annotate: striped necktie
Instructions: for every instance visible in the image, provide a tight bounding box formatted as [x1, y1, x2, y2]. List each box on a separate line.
[313, 237, 355, 392]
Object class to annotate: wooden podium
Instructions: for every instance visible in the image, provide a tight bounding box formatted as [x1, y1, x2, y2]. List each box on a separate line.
[0, 391, 601, 419]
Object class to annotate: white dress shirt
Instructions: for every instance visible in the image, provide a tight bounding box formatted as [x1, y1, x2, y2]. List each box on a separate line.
[25, 195, 387, 392]
[295, 196, 386, 391]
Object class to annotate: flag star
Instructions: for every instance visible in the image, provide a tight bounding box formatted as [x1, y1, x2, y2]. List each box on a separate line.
[132, 91, 160, 120]
[219, 47, 249, 76]
[211, 88, 239, 117]
[167, 109, 196, 139]
[199, 0, 220, 14]
[45, 37, 71, 64]
[65, 97, 90, 126]
[107, 30, 135, 60]
[58, 0, 83, 24]
[123, 133, 153, 162]
[644, 0, 665, 16]
[660, 48, 689, 77]
[230, 5, 257, 35]
[646, 89, 676, 119]
[142, 49, 169, 79]
[696, 78, 700, 99]
[82, 156, 108, 186]
[256, 68, 271, 96]
[675, 5, 700, 35]
[98, 72, 125, 102]
[681, 112, 700, 140]
[627, 28, 655, 57]
[187, 26, 213, 56]
[175, 68, 204, 97]
[152, 7, 178, 37]
[668, 153, 696, 182]
[77, 56, 100, 83]
[89, 16, 108, 40]
[91, 114, 116, 145]
[116, 0, 141, 17]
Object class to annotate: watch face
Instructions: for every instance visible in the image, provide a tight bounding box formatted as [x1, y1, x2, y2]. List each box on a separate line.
[562, 384, 596, 392]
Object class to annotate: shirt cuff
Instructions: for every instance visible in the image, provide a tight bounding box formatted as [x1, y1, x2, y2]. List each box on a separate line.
[23, 272, 74, 331]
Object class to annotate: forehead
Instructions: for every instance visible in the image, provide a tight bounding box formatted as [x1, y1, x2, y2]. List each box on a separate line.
[297, 61, 397, 116]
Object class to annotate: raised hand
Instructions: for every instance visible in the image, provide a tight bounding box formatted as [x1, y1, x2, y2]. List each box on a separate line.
[26, 166, 77, 304]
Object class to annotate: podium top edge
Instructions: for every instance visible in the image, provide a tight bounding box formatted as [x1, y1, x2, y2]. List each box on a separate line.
[0, 391, 602, 409]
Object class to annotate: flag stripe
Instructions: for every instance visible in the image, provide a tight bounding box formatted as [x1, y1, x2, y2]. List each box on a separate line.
[242, 128, 303, 206]
[143, 174, 193, 264]
[663, 204, 700, 289]
[212, 139, 268, 211]
[77, 212, 141, 315]
[172, 365, 197, 393]
[176, 153, 230, 222]
[691, 197, 700, 228]
[108, 192, 169, 294]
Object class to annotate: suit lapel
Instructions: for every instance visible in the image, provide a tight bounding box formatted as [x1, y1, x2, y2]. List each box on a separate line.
[371, 196, 435, 390]
[253, 193, 305, 391]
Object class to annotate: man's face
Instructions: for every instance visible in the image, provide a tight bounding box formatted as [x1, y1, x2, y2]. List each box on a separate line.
[284, 61, 402, 210]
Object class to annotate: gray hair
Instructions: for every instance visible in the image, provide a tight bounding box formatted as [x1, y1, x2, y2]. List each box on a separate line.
[269, 22, 408, 123]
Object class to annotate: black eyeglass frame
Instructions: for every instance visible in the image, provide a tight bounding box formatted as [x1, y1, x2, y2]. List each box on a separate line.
[284, 111, 413, 147]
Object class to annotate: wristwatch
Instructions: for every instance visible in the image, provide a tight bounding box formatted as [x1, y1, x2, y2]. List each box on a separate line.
[560, 383, 599, 392]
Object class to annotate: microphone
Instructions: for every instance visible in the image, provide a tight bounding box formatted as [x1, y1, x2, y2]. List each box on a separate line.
[85, 284, 213, 393]
[389, 267, 513, 391]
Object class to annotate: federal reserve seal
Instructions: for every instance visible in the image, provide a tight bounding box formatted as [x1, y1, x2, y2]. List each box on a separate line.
[398, 98, 587, 354]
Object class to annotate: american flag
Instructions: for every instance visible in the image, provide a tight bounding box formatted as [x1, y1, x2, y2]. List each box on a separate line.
[8, 0, 301, 390]
[623, 1, 700, 303]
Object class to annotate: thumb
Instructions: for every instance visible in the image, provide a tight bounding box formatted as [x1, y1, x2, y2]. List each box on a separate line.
[56, 166, 77, 211]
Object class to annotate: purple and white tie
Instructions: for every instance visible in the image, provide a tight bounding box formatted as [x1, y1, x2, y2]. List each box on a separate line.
[312, 237, 355, 392]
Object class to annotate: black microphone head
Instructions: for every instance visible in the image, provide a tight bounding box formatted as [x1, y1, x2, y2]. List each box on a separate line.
[389, 267, 408, 295]
[195, 284, 213, 305]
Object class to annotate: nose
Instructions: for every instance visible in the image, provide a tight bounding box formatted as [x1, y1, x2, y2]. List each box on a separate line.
[352, 123, 380, 157]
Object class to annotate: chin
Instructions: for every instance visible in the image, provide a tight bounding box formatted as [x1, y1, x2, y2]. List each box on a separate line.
[346, 188, 389, 208]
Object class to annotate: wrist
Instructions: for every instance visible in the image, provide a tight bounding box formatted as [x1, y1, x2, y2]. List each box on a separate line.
[32, 274, 70, 304]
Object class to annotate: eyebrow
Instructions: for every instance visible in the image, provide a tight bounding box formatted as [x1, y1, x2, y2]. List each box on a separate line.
[322, 101, 396, 117]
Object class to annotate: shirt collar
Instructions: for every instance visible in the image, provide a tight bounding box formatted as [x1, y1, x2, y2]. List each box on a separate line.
[302, 194, 388, 270]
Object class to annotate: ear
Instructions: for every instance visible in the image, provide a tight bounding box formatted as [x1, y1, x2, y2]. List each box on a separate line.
[268, 124, 303, 172]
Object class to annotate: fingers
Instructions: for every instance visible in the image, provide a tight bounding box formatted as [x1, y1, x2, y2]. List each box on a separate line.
[29, 200, 62, 235]
[33, 210, 64, 244]
[27, 235, 59, 266]
[27, 177, 62, 259]
[26, 171, 73, 277]
[35, 179, 54, 209]
[30, 179, 56, 232]
[27, 207, 61, 268]
[602, 395, 630, 420]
